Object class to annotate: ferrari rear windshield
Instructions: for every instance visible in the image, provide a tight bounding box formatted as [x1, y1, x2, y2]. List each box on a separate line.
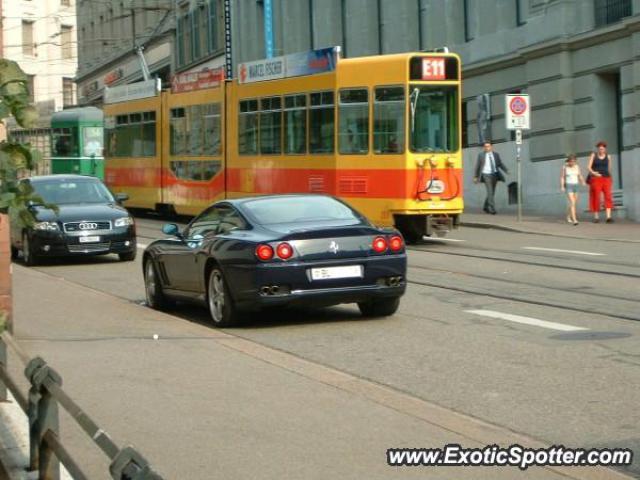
[243, 196, 361, 225]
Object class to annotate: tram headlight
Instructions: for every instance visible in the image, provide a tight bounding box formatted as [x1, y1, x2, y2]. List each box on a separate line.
[114, 216, 134, 227]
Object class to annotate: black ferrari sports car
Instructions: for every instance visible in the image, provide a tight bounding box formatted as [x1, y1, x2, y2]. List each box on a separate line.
[143, 194, 407, 327]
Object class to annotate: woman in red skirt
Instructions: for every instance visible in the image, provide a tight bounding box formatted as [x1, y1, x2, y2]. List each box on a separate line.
[587, 141, 614, 223]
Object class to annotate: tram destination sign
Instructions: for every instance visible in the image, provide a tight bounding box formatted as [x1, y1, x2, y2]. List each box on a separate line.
[171, 68, 225, 93]
[104, 79, 160, 104]
[238, 47, 338, 84]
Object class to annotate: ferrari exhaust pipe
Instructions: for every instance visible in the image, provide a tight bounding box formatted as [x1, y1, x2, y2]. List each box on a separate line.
[261, 286, 271, 295]
[270, 285, 280, 294]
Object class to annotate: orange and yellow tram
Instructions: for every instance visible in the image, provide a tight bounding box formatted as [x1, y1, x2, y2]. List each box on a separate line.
[104, 50, 463, 242]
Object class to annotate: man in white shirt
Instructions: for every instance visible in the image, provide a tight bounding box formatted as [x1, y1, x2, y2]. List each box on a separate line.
[473, 141, 509, 214]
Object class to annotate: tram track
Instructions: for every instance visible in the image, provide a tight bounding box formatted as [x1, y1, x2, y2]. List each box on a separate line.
[407, 246, 640, 279]
[407, 263, 640, 305]
[132, 216, 640, 322]
[406, 276, 640, 323]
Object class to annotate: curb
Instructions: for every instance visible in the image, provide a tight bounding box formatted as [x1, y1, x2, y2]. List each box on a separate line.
[461, 221, 640, 244]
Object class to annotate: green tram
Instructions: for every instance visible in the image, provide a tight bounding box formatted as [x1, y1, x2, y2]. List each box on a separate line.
[50, 107, 105, 179]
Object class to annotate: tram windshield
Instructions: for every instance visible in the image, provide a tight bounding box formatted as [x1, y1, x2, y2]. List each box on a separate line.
[83, 126, 104, 157]
[52, 128, 79, 157]
[409, 85, 458, 153]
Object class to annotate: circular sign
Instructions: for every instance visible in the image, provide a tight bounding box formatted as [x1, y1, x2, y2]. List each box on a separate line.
[509, 96, 527, 115]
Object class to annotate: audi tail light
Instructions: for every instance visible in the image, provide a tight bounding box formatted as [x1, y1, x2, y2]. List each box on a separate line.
[255, 244, 274, 261]
[276, 242, 293, 260]
[372, 236, 387, 253]
[389, 235, 404, 252]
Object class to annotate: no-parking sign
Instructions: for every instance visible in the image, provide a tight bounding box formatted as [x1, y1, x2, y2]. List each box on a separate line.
[505, 94, 530, 130]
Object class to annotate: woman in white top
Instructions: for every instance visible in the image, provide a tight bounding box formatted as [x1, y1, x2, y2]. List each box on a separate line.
[560, 154, 585, 225]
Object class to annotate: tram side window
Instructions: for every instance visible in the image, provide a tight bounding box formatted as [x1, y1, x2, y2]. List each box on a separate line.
[309, 91, 334, 154]
[284, 94, 306, 154]
[374, 86, 405, 154]
[189, 105, 203, 155]
[115, 114, 130, 157]
[106, 111, 156, 157]
[142, 111, 156, 156]
[339, 89, 369, 154]
[260, 96, 282, 155]
[52, 127, 79, 157]
[239, 99, 258, 155]
[203, 103, 222, 155]
[170, 108, 187, 155]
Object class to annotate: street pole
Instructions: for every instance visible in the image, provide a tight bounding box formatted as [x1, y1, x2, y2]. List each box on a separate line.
[516, 128, 523, 222]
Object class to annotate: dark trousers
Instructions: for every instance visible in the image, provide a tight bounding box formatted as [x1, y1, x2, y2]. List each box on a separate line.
[481, 173, 498, 212]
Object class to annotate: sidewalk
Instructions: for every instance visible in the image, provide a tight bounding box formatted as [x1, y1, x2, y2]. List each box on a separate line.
[462, 210, 639, 243]
[1, 266, 635, 479]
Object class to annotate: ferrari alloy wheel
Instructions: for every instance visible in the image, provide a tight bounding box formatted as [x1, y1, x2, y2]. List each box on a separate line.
[144, 259, 167, 309]
[207, 268, 238, 327]
[22, 232, 38, 266]
[358, 296, 400, 318]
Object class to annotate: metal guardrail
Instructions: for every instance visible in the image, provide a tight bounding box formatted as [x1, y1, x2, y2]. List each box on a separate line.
[0, 331, 164, 480]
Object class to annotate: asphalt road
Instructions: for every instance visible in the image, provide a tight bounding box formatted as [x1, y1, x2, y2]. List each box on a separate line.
[7, 217, 640, 479]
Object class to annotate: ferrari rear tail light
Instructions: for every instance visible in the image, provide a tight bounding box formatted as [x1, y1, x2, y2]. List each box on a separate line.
[372, 236, 387, 253]
[389, 235, 404, 251]
[276, 242, 293, 260]
[255, 244, 274, 261]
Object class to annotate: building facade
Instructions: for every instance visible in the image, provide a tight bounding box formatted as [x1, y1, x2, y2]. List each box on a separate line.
[1, 0, 78, 126]
[226, 0, 640, 221]
[75, 0, 174, 105]
[76, 0, 225, 105]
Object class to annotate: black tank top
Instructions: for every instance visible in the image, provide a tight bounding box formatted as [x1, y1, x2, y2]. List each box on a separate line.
[592, 155, 610, 177]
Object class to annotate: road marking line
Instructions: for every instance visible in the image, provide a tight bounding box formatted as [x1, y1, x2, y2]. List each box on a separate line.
[137, 242, 149, 249]
[465, 309, 589, 332]
[522, 246, 606, 256]
[422, 237, 466, 242]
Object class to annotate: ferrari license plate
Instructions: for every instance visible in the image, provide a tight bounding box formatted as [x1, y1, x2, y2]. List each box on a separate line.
[79, 236, 100, 243]
[310, 265, 363, 280]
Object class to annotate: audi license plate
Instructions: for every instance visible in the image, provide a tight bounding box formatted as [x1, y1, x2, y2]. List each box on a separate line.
[79, 236, 100, 243]
[310, 265, 363, 280]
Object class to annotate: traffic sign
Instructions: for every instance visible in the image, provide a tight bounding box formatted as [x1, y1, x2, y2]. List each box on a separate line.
[505, 94, 530, 130]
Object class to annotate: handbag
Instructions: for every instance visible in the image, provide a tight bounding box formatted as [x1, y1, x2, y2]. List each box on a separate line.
[586, 173, 592, 185]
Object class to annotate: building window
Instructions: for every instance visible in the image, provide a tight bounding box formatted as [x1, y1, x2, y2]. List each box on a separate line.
[207, 0, 218, 53]
[62, 78, 74, 106]
[594, 0, 632, 26]
[463, 0, 475, 42]
[22, 21, 35, 56]
[26, 75, 35, 102]
[61, 26, 73, 59]
[461, 101, 469, 148]
[516, 0, 526, 26]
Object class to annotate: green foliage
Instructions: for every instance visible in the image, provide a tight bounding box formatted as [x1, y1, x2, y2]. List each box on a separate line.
[0, 310, 5, 334]
[0, 59, 53, 222]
